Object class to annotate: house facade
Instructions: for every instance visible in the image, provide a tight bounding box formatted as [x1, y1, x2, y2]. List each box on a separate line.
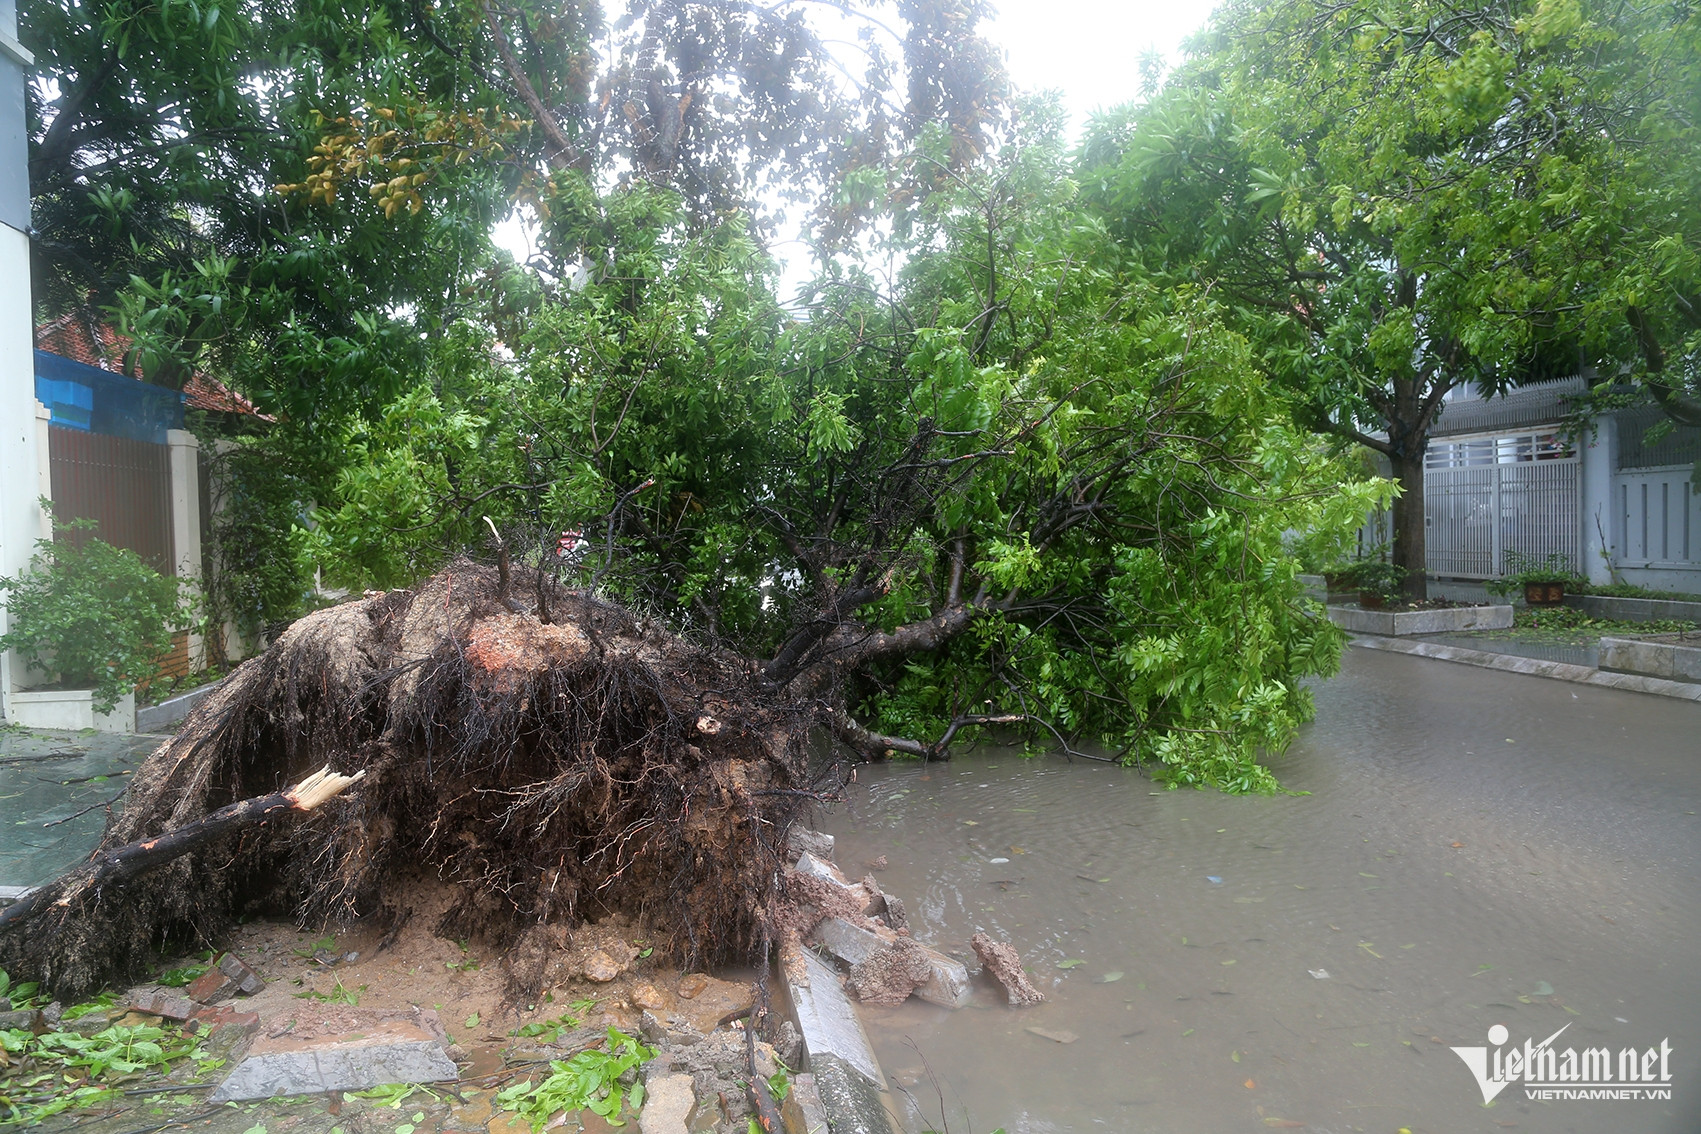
[1422, 379, 1701, 593]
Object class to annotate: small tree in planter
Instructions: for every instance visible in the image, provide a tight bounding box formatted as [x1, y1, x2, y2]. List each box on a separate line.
[0, 515, 199, 713]
[1487, 552, 1585, 608]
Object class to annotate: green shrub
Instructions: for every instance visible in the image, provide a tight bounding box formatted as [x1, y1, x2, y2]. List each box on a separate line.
[1330, 558, 1406, 601]
[0, 513, 198, 712]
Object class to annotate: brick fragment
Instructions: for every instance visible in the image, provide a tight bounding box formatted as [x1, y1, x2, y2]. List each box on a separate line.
[124, 992, 198, 1021]
[187, 968, 238, 1003]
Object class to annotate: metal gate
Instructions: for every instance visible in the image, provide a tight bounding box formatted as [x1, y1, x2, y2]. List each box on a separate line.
[47, 425, 175, 575]
[1424, 433, 1581, 579]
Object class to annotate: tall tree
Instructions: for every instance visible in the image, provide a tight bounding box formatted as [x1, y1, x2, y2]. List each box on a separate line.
[1081, 0, 1701, 595]
[301, 109, 1387, 791]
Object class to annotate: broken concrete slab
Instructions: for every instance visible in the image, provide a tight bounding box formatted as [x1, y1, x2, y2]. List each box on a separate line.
[780, 943, 883, 1088]
[209, 1005, 456, 1102]
[637, 1073, 695, 1134]
[846, 936, 934, 1006]
[780, 1071, 829, 1134]
[811, 918, 969, 1009]
[814, 915, 893, 967]
[785, 827, 835, 864]
[186, 1007, 260, 1060]
[911, 950, 970, 1009]
[793, 851, 857, 891]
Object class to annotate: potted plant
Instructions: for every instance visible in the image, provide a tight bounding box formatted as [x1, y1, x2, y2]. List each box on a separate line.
[1486, 552, 1584, 608]
[1336, 559, 1406, 610]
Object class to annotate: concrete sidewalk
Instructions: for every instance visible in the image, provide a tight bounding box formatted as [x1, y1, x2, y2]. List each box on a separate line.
[1351, 634, 1701, 701]
[0, 727, 166, 890]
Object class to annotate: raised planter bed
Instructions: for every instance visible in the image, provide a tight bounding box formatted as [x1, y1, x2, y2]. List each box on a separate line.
[136, 679, 226, 733]
[1562, 593, 1701, 624]
[1327, 603, 1514, 636]
[1599, 635, 1701, 683]
[5, 689, 136, 733]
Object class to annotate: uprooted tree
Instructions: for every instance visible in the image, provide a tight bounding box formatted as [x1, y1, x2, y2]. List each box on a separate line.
[1, 111, 1385, 1001]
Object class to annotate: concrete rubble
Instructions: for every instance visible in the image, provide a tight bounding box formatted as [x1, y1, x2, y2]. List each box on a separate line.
[971, 931, 1046, 1006]
[791, 850, 968, 1009]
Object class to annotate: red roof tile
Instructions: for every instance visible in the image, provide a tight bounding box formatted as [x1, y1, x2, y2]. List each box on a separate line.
[35, 313, 273, 420]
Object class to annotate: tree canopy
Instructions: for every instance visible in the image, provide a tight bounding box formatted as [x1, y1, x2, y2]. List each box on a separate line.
[25, 2, 1390, 790]
[1080, 0, 1701, 591]
[24, 0, 1008, 419]
[299, 113, 1384, 790]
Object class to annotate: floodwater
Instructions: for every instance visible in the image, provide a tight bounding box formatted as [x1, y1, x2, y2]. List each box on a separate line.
[818, 646, 1701, 1134]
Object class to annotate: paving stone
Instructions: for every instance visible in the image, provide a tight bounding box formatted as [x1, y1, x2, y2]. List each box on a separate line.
[637, 1073, 694, 1134]
[210, 1006, 457, 1102]
[65, 1011, 115, 1035]
[215, 951, 266, 995]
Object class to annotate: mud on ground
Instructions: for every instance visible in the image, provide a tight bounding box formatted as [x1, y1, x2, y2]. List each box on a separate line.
[28, 910, 787, 1134]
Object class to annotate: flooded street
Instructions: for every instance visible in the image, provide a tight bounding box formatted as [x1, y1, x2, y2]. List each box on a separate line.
[818, 646, 1701, 1134]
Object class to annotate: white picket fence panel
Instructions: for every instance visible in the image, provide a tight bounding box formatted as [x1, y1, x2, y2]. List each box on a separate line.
[1612, 466, 1699, 568]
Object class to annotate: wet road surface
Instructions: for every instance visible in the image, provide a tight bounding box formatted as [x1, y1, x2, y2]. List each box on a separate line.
[818, 645, 1701, 1134]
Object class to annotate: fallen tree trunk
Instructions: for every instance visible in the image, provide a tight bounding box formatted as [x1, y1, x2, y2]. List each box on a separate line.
[0, 561, 828, 1001]
[0, 767, 363, 933]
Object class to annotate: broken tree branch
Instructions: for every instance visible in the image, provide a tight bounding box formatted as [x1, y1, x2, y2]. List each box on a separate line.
[0, 766, 365, 933]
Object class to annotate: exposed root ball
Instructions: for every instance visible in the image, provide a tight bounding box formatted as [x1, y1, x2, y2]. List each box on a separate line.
[2, 561, 820, 1000]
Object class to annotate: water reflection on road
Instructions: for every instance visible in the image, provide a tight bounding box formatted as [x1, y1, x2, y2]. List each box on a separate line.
[818, 646, 1701, 1134]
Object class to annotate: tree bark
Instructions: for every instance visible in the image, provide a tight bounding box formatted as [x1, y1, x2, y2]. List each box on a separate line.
[1390, 448, 1428, 601]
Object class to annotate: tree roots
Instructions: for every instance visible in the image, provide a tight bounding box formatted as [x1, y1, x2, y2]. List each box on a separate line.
[1, 561, 827, 1001]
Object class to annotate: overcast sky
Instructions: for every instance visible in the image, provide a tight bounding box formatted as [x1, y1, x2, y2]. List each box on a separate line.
[985, 0, 1222, 130]
[496, 0, 1226, 287]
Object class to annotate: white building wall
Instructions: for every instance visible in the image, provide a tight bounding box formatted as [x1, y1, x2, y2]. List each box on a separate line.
[1579, 414, 1616, 585]
[0, 0, 36, 720]
[0, 225, 40, 718]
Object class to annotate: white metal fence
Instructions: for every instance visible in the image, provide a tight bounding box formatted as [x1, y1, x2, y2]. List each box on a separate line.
[1424, 433, 1581, 578]
[1612, 465, 1699, 568]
